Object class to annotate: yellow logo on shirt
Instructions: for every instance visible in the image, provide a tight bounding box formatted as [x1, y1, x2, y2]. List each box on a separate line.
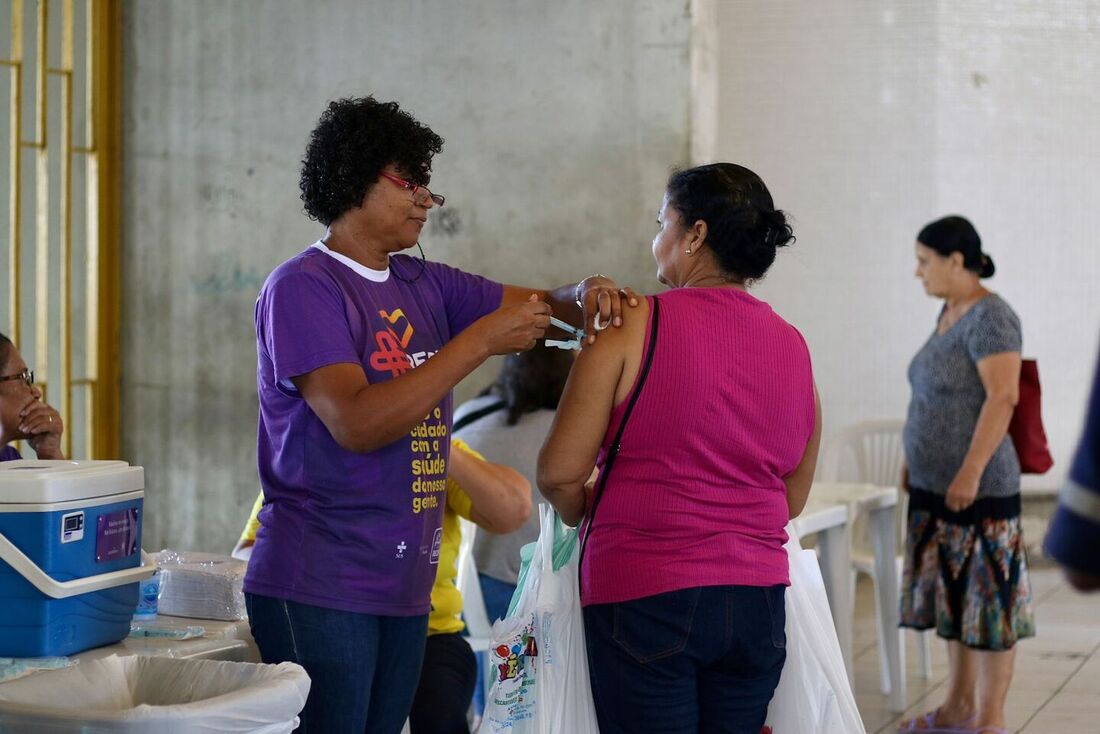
[369, 309, 414, 377]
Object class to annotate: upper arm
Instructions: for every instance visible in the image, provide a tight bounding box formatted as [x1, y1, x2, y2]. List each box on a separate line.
[260, 270, 373, 443]
[430, 261, 504, 333]
[967, 300, 1022, 403]
[976, 352, 1021, 403]
[258, 270, 359, 385]
[537, 310, 637, 490]
[785, 382, 823, 518]
[291, 363, 370, 445]
[448, 440, 530, 533]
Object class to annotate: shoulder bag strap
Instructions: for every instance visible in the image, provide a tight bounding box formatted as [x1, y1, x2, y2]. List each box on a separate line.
[578, 296, 661, 589]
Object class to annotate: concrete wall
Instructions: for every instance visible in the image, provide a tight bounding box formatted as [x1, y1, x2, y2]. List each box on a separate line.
[123, 0, 1100, 553]
[697, 0, 1100, 490]
[121, 1, 692, 551]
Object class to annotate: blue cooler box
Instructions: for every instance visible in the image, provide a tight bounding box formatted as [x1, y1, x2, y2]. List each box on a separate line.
[0, 460, 153, 657]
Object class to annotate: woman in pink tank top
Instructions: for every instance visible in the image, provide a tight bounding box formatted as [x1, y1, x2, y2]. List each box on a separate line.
[539, 163, 821, 734]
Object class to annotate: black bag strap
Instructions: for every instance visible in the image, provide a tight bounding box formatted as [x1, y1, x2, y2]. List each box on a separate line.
[453, 399, 506, 433]
[578, 296, 661, 588]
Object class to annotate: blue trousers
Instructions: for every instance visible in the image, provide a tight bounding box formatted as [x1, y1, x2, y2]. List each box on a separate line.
[245, 592, 428, 734]
[477, 572, 518, 624]
[583, 585, 787, 734]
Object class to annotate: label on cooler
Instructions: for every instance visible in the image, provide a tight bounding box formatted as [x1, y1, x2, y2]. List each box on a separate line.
[95, 508, 139, 563]
[60, 511, 84, 543]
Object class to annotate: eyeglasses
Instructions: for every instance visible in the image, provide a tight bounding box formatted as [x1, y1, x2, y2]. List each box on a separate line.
[0, 369, 34, 387]
[379, 172, 445, 208]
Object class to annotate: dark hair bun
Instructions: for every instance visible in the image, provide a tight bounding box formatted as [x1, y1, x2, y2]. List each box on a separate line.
[666, 163, 794, 282]
[917, 215, 994, 278]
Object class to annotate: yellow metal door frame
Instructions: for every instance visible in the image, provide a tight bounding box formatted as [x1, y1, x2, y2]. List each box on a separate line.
[3, 0, 121, 459]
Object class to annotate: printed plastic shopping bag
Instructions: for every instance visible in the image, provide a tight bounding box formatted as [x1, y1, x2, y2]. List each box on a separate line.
[531, 506, 599, 734]
[480, 505, 598, 734]
[481, 520, 544, 733]
[765, 528, 866, 734]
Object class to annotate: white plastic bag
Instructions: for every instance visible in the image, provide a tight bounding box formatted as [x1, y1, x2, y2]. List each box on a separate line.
[480, 505, 599, 734]
[531, 506, 599, 734]
[481, 531, 543, 733]
[766, 528, 866, 734]
[0, 654, 310, 733]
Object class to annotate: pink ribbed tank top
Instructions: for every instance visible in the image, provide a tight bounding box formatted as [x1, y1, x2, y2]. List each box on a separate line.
[581, 289, 816, 606]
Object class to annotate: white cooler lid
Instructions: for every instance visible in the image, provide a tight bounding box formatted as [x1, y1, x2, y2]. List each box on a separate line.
[0, 460, 144, 504]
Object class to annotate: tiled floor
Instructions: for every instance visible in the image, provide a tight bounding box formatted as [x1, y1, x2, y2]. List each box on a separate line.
[852, 566, 1100, 733]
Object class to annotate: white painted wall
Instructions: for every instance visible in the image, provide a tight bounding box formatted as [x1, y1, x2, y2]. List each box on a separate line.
[696, 0, 1100, 489]
[122, 0, 691, 551]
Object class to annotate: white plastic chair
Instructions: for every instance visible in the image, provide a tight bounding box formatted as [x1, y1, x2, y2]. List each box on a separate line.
[820, 420, 933, 692]
[456, 518, 496, 731]
[457, 517, 493, 653]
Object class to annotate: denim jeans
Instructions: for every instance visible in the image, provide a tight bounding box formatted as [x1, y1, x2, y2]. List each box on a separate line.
[477, 572, 518, 624]
[245, 592, 428, 734]
[583, 584, 787, 734]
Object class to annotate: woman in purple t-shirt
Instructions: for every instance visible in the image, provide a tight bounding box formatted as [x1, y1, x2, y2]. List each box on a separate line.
[0, 333, 64, 462]
[246, 96, 636, 734]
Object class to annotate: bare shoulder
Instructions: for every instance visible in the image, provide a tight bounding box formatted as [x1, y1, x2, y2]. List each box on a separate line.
[581, 297, 650, 355]
[576, 297, 650, 405]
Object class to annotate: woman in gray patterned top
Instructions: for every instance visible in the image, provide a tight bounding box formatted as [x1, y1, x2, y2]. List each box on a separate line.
[897, 216, 1033, 734]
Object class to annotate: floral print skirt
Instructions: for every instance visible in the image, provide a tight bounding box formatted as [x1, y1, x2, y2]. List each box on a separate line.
[899, 487, 1035, 651]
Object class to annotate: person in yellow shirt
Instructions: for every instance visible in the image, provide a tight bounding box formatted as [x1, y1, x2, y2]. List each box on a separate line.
[234, 437, 530, 734]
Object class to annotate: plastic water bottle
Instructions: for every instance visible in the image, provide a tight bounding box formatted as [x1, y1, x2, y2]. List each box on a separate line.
[133, 569, 161, 620]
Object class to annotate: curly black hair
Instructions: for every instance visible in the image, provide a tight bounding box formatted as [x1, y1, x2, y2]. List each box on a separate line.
[299, 96, 444, 225]
[0, 332, 12, 372]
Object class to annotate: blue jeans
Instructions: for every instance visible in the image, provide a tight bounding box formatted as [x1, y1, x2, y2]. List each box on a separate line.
[583, 585, 787, 734]
[477, 573, 517, 624]
[245, 592, 428, 734]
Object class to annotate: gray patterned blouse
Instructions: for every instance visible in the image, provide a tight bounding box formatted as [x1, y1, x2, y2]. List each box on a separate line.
[903, 294, 1022, 497]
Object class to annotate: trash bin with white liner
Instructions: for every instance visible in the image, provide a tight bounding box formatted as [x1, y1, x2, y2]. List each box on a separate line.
[0, 460, 154, 657]
[0, 655, 311, 733]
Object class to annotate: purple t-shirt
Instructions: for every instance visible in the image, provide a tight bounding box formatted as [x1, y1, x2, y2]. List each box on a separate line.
[243, 243, 503, 616]
[0, 445, 21, 461]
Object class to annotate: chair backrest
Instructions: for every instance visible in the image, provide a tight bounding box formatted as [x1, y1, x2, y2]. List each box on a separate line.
[820, 419, 905, 487]
[821, 419, 908, 553]
[457, 517, 493, 647]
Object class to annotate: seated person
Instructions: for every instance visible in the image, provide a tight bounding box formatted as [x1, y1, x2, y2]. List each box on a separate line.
[453, 344, 573, 622]
[0, 332, 64, 461]
[234, 437, 530, 734]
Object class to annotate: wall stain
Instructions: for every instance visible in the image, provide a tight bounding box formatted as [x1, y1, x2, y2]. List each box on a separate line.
[190, 254, 266, 296]
[430, 208, 462, 237]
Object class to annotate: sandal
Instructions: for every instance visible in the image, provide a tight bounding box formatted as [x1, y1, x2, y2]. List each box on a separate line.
[897, 708, 979, 733]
